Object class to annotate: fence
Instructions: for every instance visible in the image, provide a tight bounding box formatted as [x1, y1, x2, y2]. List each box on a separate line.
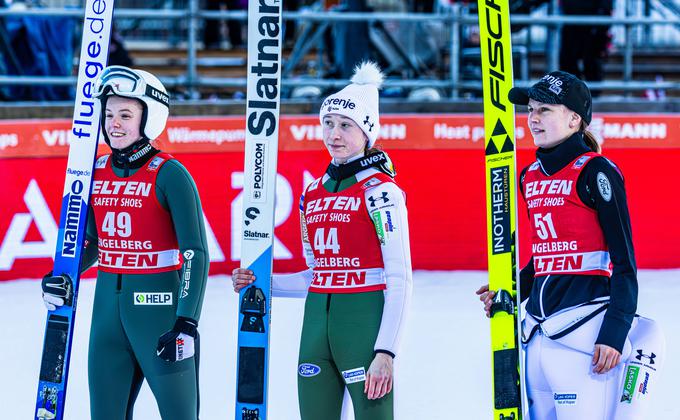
[0, 1, 679, 101]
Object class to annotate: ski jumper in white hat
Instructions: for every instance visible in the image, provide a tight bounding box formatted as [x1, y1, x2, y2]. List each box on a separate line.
[232, 61, 413, 420]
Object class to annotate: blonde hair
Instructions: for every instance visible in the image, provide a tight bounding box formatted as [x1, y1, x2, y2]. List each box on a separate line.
[364, 145, 396, 174]
[580, 121, 601, 153]
[365, 145, 382, 155]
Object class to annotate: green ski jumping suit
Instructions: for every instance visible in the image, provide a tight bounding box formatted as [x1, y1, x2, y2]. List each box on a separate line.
[273, 154, 412, 420]
[81, 151, 208, 420]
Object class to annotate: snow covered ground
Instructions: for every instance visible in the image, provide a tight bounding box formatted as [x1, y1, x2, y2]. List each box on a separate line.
[1, 270, 678, 419]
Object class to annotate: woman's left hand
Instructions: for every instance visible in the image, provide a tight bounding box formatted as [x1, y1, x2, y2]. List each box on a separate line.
[364, 353, 393, 400]
[592, 344, 622, 374]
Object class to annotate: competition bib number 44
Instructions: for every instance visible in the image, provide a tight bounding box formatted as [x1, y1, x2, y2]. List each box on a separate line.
[313, 228, 340, 254]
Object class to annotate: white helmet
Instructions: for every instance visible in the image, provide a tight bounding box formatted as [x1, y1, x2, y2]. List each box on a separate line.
[93, 66, 169, 140]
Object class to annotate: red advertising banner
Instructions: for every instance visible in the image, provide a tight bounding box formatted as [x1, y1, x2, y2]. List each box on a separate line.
[1, 146, 679, 281]
[0, 113, 679, 159]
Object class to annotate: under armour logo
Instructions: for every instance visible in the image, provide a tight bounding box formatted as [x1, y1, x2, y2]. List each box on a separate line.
[636, 349, 656, 364]
[368, 192, 389, 207]
[363, 115, 374, 132]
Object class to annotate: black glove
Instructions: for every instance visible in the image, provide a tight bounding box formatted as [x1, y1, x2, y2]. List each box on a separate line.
[41, 272, 73, 311]
[156, 317, 198, 362]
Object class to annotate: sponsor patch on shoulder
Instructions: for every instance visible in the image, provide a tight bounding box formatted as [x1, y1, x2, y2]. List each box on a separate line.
[308, 179, 320, 192]
[363, 177, 382, 189]
[95, 155, 109, 169]
[528, 161, 540, 171]
[572, 155, 591, 169]
[342, 367, 366, 384]
[147, 156, 165, 172]
[367, 191, 390, 209]
[298, 363, 321, 377]
[554, 393, 577, 405]
[596, 172, 612, 202]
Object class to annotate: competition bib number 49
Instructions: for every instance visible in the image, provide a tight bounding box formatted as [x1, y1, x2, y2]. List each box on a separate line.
[102, 211, 132, 237]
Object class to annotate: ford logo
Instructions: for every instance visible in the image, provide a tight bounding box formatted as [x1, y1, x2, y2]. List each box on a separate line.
[298, 363, 321, 377]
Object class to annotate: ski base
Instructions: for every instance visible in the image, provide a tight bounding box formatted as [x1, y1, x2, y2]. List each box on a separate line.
[35, 310, 75, 419]
[235, 248, 273, 420]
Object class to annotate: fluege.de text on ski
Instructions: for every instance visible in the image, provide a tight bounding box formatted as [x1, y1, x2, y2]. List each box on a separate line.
[61, 0, 111, 260]
[72, 0, 112, 142]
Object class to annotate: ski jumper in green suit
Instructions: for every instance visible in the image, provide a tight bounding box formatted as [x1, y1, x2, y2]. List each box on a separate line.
[272, 153, 413, 420]
[39, 66, 208, 420]
[80, 151, 209, 420]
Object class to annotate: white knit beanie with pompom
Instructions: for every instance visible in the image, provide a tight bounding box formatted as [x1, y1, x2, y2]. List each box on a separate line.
[319, 61, 384, 147]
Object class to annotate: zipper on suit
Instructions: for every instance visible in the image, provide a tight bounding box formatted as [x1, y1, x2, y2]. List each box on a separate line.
[539, 275, 551, 319]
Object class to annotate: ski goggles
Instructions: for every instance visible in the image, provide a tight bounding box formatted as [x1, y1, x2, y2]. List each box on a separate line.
[94, 66, 169, 107]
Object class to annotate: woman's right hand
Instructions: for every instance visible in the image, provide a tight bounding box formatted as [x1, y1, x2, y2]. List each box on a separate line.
[232, 268, 255, 293]
[475, 284, 496, 318]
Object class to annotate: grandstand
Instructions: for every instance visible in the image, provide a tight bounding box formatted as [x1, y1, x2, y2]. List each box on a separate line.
[0, 0, 679, 118]
[2, 3, 679, 419]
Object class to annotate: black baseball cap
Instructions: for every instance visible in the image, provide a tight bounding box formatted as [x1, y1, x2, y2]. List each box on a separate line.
[508, 71, 592, 125]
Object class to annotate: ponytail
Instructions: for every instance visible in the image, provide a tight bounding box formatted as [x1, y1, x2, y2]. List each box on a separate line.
[580, 121, 601, 153]
[365, 145, 383, 155]
[364, 144, 396, 176]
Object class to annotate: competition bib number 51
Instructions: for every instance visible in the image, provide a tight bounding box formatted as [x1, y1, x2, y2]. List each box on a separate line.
[533, 212, 557, 240]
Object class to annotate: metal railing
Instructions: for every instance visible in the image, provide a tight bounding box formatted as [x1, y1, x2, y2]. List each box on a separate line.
[0, 2, 679, 102]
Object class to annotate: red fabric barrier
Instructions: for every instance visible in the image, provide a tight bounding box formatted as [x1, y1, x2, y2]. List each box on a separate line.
[1, 113, 679, 158]
[1, 147, 678, 281]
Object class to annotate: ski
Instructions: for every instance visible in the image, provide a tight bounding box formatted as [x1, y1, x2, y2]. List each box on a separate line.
[476, 0, 525, 419]
[34, 2, 114, 419]
[234, 1, 282, 419]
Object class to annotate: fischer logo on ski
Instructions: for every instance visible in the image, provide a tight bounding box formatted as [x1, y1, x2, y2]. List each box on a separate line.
[477, 0, 526, 418]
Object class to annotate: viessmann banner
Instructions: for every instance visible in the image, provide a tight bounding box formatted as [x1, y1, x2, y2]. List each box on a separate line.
[0, 113, 679, 158]
[0, 114, 678, 280]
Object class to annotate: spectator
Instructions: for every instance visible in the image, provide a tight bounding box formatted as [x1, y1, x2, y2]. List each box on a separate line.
[108, 25, 133, 67]
[283, 0, 301, 47]
[333, 0, 372, 78]
[559, 0, 613, 96]
[203, 0, 246, 50]
[410, 0, 434, 13]
[1, 1, 74, 101]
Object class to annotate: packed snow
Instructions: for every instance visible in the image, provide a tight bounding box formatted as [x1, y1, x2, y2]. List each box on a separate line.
[1, 270, 677, 419]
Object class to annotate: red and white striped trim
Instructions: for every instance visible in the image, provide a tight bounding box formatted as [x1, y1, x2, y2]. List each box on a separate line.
[533, 250, 612, 277]
[308, 268, 386, 294]
[98, 249, 181, 273]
